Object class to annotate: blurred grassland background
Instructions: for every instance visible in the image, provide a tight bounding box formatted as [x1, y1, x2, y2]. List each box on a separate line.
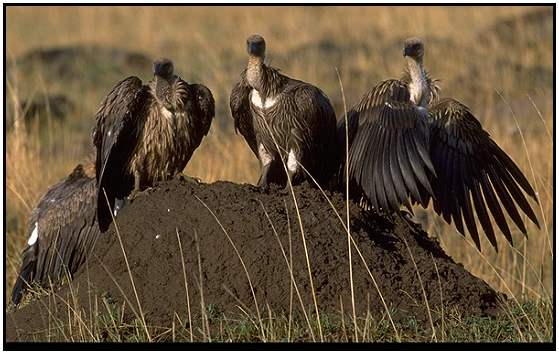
[5, 6, 553, 306]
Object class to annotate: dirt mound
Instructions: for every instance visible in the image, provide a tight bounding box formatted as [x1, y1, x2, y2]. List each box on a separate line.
[6, 177, 504, 341]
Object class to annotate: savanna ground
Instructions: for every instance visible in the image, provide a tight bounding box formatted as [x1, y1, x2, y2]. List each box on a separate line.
[4, 5, 554, 342]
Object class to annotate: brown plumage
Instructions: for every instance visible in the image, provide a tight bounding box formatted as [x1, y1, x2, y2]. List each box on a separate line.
[93, 58, 215, 232]
[11, 161, 99, 306]
[230, 34, 338, 188]
[339, 37, 539, 251]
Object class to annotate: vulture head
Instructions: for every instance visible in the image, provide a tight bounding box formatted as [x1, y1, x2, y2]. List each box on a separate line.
[246, 34, 266, 59]
[403, 37, 425, 61]
[153, 58, 175, 80]
[153, 58, 177, 112]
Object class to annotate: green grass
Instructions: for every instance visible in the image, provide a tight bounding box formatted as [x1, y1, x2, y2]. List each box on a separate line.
[9, 294, 553, 342]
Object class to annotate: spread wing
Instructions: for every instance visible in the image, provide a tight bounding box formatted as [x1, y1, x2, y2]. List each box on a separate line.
[428, 98, 539, 251]
[341, 79, 435, 212]
[11, 164, 100, 306]
[230, 76, 258, 157]
[93, 76, 149, 232]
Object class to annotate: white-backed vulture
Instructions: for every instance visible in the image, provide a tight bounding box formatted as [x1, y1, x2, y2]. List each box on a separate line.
[11, 162, 99, 306]
[230, 34, 338, 188]
[339, 38, 539, 251]
[93, 58, 215, 232]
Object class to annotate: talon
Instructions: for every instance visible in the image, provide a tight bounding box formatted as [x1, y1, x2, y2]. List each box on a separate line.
[128, 190, 138, 201]
[180, 175, 202, 184]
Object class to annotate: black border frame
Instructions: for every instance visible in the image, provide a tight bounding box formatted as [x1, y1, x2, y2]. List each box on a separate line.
[3, 2, 556, 350]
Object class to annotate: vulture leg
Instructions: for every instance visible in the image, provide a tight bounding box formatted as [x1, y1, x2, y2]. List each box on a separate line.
[257, 143, 275, 190]
[258, 161, 273, 190]
[128, 169, 142, 200]
[286, 148, 303, 187]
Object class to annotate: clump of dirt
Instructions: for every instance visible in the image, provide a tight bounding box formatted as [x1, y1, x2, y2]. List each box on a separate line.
[6, 177, 504, 341]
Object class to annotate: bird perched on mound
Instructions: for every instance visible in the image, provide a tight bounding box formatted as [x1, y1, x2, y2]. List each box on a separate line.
[93, 58, 215, 232]
[338, 37, 539, 251]
[11, 162, 99, 306]
[230, 34, 338, 188]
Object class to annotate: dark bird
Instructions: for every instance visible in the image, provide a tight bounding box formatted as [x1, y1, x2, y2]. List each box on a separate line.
[230, 34, 338, 188]
[339, 37, 539, 251]
[93, 58, 215, 232]
[11, 162, 99, 306]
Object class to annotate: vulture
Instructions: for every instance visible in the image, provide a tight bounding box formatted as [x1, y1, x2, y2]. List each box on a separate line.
[230, 34, 338, 188]
[93, 58, 215, 232]
[339, 37, 539, 251]
[11, 162, 99, 306]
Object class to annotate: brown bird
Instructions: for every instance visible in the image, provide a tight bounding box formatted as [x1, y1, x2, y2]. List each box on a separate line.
[230, 34, 338, 188]
[339, 37, 539, 251]
[11, 162, 99, 306]
[93, 58, 215, 232]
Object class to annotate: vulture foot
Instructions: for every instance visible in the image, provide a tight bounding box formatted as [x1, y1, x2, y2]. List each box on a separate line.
[128, 187, 153, 201]
[178, 174, 202, 184]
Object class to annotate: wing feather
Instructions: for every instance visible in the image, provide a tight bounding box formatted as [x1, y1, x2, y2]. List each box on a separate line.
[428, 98, 539, 250]
[230, 76, 258, 157]
[93, 76, 149, 232]
[343, 80, 435, 212]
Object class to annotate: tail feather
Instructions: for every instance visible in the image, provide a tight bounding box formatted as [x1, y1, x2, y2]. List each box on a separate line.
[11, 246, 37, 306]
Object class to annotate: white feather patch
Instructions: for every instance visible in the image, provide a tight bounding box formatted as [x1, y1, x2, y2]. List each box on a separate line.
[287, 150, 298, 173]
[251, 89, 277, 109]
[27, 222, 39, 246]
[258, 143, 273, 166]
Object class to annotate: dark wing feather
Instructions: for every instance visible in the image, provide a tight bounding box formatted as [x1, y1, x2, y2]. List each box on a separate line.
[287, 83, 339, 184]
[190, 83, 215, 137]
[11, 164, 99, 306]
[93, 76, 149, 232]
[343, 80, 435, 212]
[230, 75, 258, 157]
[428, 98, 539, 251]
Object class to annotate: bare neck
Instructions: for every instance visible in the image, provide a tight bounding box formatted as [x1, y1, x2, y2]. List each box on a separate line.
[246, 55, 265, 92]
[405, 57, 427, 106]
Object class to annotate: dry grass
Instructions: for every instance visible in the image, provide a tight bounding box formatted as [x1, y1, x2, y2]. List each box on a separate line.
[5, 5, 553, 341]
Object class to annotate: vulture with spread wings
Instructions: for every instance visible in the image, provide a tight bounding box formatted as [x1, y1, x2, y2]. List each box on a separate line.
[339, 38, 539, 251]
[93, 58, 215, 232]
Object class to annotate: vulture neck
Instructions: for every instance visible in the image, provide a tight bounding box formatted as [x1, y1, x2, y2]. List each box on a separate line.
[153, 75, 177, 112]
[246, 55, 267, 95]
[405, 57, 428, 107]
